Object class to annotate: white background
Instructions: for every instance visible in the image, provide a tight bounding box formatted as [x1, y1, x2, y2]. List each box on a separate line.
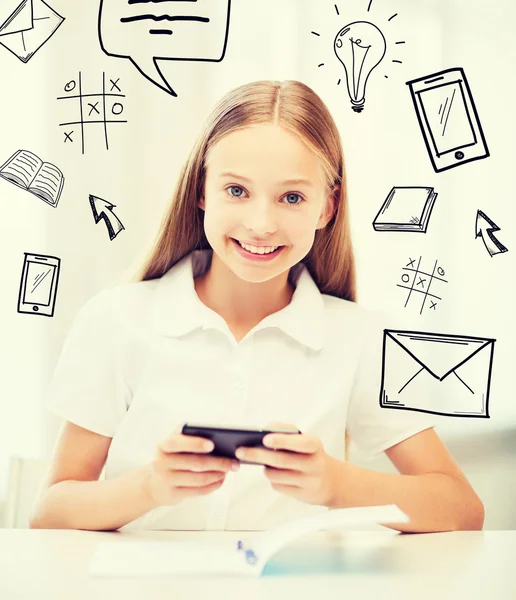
[0, 0, 515, 522]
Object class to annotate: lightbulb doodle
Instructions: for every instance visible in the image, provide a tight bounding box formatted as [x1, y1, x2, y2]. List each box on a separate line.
[57, 72, 127, 155]
[311, 1, 406, 113]
[397, 256, 448, 315]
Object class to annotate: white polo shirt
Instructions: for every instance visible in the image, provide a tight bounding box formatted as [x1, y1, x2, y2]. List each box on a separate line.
[45, 249, 437, 531]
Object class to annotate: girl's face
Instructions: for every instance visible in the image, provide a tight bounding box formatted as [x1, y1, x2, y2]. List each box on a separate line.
[199, 123, 336, 284]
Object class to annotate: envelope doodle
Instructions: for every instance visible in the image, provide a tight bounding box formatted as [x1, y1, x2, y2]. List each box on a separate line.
[380, 330, 495, 418]
[0, 0, 65, 63]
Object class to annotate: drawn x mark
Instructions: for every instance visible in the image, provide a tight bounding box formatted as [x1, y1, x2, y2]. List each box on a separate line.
[88, 102, 100, 115]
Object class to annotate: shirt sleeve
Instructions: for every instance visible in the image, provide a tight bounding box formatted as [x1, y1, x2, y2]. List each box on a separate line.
[346, 309, 439, 460]
[45, 289, 130, 437]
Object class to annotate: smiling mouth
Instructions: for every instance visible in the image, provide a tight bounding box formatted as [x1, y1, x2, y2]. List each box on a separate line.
[230, 238, 285, 256]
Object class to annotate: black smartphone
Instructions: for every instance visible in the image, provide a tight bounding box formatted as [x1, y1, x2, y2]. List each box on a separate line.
[181, 422, 302, 465]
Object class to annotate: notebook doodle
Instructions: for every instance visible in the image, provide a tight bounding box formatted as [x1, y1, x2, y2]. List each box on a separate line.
[89, 194, 125, 241]
[475, 210, 508, 257]
[17, 252, 61, 317]
[0, 0, 64, 63]
[397, 256, 447, 314]
[372, 186, 438, 232]
[57, 72, 127, 154]
[0, 149, 64, 208]
[406, 67, 489, 172]
[98, 0, 232, 97]
[311, 1, 405, 113]
[380, 329, 495, 418]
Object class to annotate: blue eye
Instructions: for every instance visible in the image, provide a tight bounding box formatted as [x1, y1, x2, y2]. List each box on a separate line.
[284, 193, 303, 205]
[227, 185, 245, 197]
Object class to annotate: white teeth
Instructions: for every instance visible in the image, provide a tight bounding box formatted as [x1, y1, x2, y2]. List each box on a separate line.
[237, 240, 279, 254]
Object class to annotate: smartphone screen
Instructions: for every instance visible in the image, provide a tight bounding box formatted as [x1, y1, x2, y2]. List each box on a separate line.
[418, 80, 476, 156]
[25, 260, 56, 306]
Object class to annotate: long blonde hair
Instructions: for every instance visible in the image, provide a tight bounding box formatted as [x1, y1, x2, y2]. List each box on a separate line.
[135, 80, 356, 302]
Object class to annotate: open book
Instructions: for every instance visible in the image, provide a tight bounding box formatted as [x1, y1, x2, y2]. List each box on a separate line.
[89, 504, 409, 578]
[0, 149, 64, 207]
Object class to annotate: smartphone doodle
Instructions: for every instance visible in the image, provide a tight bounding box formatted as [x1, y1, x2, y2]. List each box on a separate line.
[17, 253, 61, 317]
[406, 67, 489, 173]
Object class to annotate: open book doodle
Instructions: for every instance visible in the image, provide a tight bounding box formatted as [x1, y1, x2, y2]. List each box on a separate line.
[89, 504, 409, 578]
[0, 149, 65, 207]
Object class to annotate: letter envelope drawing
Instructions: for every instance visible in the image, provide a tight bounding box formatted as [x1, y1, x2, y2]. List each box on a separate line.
[380, 330, 495, 418]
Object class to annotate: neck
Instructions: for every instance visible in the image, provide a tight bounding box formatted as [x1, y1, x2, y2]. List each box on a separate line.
[194, 253, 295, 327]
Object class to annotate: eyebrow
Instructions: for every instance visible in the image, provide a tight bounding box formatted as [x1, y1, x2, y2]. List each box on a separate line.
[218, 172, 315, 188]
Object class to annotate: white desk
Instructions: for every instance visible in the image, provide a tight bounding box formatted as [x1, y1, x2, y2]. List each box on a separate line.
[0, 529, 514, 600]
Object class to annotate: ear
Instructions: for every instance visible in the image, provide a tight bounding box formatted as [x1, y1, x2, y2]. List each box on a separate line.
[316, 184, 339, 229]
[197, 196, 206, 211]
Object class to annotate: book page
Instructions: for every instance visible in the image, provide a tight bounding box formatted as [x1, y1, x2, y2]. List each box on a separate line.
[0, 150, 42, 189]
[90, 539, 249, 578]
[251, 504, 409, 569]
[30, 162, 64, 206]
[89, 504, 408, 578]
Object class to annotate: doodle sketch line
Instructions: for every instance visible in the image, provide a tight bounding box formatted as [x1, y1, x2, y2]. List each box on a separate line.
[401, 266, 447, 284]
[453, 371, 474, 394]
[396, 285, 442, 301]
[398, 367, 424, 394]
[32, 269, 51, 293]
[56, 93, 125, 100]
[402, 255, 422, 308]
[79, 71, 85, 155]
[420, 259, 438, 314]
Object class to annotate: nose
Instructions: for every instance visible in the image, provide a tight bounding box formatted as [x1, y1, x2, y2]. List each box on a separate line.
[241, 197, 278, 236]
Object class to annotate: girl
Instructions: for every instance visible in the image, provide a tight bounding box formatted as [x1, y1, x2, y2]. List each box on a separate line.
[30, 80, 484, 533]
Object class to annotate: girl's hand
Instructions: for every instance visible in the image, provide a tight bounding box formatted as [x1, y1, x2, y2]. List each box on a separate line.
[142, 427, 240, 507]
[236, 422, 341, 507]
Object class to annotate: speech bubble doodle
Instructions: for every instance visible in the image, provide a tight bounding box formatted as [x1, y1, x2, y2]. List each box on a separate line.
[98, 0, 232, 97]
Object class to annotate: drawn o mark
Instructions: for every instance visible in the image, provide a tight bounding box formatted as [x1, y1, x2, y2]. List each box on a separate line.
[401, 274, 410, 283]
[112, 103, 124, 116]
[64, 80, 76, 92]
[437, 267, 445, 276]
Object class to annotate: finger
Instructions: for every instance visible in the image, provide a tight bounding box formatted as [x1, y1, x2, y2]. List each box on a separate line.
[178, 478, 225, 498]
[236, 446, 310, 469]
[263, 432, 320, 454]
[264, 466, 303, 487]
[171, 469, 227, 488]
[162, 453, 239, 473]
[159, 433, 214, 455]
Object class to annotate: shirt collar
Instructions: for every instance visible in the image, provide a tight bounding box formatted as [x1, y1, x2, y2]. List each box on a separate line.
[151, 249, 324, 351]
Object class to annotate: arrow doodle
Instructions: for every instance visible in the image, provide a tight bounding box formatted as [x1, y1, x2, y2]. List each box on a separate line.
[475, 210, 508, 257]
[89, 194, 125, 241]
